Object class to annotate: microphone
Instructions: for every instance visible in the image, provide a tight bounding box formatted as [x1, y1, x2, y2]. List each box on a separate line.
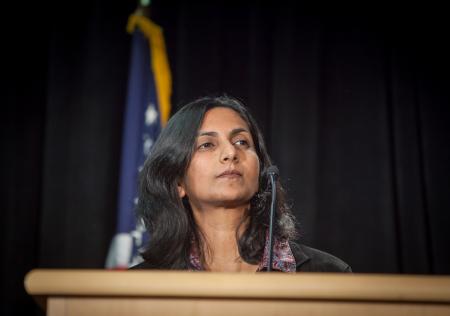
[266, 165, 279, 272]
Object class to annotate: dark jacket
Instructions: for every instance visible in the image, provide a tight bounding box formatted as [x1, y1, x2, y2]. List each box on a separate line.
[291, 244, 352, 272]
[131, 243, 351, 272]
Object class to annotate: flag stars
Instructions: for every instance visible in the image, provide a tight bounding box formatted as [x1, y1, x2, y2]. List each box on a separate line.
[143, 134, 153, 156]
[145, 103, 158, 126]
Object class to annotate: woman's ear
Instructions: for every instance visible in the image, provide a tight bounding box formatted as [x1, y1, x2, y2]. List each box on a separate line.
[177, 183, 186, 198]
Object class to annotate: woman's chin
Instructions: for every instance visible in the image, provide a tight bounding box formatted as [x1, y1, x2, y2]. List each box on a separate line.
[210, 194, 253, 208]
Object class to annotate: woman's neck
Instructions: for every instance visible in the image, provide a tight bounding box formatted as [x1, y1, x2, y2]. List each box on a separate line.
[192, 205, 258, 272]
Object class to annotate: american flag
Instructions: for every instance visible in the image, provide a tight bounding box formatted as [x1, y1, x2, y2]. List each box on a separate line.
[106, 13, 171, 269]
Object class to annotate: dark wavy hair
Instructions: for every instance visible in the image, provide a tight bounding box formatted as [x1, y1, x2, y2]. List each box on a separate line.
[137, 95, 297, 269]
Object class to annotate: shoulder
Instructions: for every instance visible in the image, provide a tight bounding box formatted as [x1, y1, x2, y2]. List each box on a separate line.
[129, 260, 156, 270]
[290, 243, 352, 272]
[128, 260, 188, 270]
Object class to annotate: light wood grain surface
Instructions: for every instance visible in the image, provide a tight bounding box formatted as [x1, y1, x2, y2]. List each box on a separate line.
[25, 269, 450, 302]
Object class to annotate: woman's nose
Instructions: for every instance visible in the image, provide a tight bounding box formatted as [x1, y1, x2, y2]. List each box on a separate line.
[220, 143, 238, 163]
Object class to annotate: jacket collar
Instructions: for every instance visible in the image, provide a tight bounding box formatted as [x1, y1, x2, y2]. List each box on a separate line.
[291, 243, 311, 269]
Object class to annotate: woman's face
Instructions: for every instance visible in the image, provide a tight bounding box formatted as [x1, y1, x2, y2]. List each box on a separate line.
[178, 107, 260, 209]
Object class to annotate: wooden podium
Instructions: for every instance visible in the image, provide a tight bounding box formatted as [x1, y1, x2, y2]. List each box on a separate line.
[25, 269, 450, 316]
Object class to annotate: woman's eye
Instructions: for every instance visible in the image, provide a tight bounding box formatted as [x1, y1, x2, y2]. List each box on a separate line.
[198, 142, 214, 150]
[234, 139, 249, 147]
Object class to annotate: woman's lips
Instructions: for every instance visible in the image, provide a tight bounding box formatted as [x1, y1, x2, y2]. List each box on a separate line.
[217, 170, 242, 178]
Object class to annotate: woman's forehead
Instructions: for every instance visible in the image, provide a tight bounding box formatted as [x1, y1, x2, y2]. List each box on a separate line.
[199, 107, 249, 132]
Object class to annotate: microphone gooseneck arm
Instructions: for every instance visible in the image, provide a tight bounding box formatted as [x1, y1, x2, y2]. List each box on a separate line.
[266, 166, 279, 272]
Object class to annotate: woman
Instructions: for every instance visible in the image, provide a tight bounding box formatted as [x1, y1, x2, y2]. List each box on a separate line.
[132, 95, 351, 272]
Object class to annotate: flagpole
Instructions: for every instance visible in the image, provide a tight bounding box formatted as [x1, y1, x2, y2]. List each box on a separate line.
[134, 0, 151, 17]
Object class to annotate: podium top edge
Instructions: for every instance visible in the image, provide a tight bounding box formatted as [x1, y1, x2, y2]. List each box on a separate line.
[24, 269, 450, 303]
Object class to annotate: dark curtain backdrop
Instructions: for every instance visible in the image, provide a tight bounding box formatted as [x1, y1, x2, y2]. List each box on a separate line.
[2, 1, 449, 315]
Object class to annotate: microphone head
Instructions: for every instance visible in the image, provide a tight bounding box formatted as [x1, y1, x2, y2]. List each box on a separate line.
[267, 165, 279, 178]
